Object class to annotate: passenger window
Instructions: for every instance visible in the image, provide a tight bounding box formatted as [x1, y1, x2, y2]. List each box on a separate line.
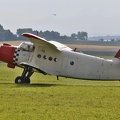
[54, 58, 57, 62]
[70, 61, 74, 65]
[49, 57, 52, 61]
[37, 54, 41, 58]
[43, 55, 47, 59]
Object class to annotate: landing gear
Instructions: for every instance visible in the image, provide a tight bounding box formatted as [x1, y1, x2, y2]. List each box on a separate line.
[15, 66, 34, 84]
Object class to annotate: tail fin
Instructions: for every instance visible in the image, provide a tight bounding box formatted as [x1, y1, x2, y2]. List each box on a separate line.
[114, 49, 120, 58]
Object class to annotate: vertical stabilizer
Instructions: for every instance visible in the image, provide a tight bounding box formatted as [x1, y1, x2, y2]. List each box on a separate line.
[114, 49, 120, 58]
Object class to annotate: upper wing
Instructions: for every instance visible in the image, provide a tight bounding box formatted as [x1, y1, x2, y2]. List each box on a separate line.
[22, 33, 72, 51]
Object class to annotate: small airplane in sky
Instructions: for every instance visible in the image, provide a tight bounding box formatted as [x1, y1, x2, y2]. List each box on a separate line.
[0, 33, 120, 84]
[53, 14, 56, 16]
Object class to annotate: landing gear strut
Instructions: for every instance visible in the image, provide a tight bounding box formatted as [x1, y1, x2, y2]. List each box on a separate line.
[15, 66, 34, 84]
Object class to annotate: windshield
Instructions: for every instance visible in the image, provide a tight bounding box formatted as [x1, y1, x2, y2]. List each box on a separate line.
[19, 42, 34, 52]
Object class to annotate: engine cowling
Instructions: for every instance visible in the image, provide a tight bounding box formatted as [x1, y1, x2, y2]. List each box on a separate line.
[0, 43, 17, 68]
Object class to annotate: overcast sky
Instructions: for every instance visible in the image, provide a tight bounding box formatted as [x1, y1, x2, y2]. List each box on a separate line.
[0, 0, 120, 37]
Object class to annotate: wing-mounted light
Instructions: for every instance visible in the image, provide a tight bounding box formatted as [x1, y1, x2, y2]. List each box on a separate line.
[0, 43, 17, 68]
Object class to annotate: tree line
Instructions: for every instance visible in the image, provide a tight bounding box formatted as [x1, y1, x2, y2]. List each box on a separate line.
[0, 24, 88, 41]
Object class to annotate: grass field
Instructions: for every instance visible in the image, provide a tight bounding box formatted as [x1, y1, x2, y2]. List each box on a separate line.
[0, 41, 120, 119]
[0, 63, 120, 120]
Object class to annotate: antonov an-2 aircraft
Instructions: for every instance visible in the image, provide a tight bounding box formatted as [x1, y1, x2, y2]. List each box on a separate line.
[0, 33, 120, 84]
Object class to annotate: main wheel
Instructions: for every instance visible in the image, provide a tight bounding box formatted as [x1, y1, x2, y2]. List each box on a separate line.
[15, 76, 24, 84]
[15, 76, 30, 84]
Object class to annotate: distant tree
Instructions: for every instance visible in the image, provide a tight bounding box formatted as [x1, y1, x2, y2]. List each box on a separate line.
[17, 28, 33, 39]
[39, 31, 44, 38]
[77, 31, 82, 40]
[60, 35, 69, 40]
[71, 33, 77, 40]
[32, 30, 39, 36]
[51, 31, 60, 39]
[111, 39, 115, 42]
[76, 31, 88, 40]
[5, 30, 17, 40]
[81, 31, 88, 40]
[0, 24, 4, 31]
[0, 25, 17, 41]
[99, 38, 104, 41]
[44, 30, 51, 39]
[39, 30, 60, 40]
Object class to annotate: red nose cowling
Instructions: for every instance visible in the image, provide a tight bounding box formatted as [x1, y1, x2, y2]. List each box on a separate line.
[0, 43, 16, 68]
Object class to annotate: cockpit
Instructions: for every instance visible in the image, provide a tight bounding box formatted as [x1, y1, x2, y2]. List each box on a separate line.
[18, 42, 35, 52]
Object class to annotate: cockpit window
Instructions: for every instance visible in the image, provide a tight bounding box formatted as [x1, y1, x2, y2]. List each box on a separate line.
[19, 42, 34, 52]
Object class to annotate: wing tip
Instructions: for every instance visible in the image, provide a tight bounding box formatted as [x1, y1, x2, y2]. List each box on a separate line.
[22, 33, 46, 41]
[22, 33, 39, 39]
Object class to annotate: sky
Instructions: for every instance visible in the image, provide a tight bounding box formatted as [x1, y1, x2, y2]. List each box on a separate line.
[0, 0, 120, 37]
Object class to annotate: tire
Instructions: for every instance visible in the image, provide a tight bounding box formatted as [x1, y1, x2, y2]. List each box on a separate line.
[15, 76, 30, 84]
[15, 76, 23, 84]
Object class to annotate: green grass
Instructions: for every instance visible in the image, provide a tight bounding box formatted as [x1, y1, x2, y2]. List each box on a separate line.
[0, 63, 120, 120]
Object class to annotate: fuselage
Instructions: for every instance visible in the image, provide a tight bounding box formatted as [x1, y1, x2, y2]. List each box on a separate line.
[14, 43, 120, 81]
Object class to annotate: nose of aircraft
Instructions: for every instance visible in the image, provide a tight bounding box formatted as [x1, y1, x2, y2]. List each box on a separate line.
[0, 43, 17, 68]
